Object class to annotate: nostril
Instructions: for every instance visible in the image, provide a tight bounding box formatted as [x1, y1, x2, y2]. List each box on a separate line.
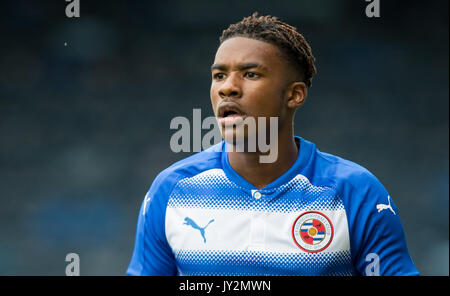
[219, 86, 240, 98]
[220, 90, 239, 98]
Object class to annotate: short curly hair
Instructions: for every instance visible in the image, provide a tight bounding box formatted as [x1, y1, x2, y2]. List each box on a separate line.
[220, 12, 317, 88]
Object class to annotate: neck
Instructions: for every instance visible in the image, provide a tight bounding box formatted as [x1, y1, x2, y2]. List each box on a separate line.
[227, 129, 299, 189]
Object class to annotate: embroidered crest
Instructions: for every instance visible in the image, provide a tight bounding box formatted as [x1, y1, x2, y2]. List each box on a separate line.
[292, 211, 334, 253]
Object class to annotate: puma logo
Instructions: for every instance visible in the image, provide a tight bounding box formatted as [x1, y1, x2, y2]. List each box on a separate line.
[183, 217, 215, 243]
[376, 195, 396, 215]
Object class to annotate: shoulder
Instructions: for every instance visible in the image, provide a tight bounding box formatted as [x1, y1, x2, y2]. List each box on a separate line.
[317, 151, 383, 189]
[309, 147, 388, 207]
[147, 142, 224, 198]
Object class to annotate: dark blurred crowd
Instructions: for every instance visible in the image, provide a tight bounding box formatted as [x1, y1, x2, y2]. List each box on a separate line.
[0, 1, 448, 275]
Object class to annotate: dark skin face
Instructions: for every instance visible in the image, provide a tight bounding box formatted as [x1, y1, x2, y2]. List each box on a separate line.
[210, 36, 306, 142]
[210, 36, 308, 189]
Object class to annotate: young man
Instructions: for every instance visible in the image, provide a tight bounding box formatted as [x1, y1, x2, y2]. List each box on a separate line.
[127, 13, 419, 276]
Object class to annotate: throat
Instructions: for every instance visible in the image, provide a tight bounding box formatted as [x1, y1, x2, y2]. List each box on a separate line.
[227, 137, 299, 189]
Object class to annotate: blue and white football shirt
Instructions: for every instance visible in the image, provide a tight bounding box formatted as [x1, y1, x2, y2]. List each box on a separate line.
[127, 137, 419, 276]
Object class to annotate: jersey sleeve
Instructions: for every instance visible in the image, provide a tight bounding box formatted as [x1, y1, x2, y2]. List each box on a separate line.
[342, 171, 420, 276]
[126, 172, 180, 276]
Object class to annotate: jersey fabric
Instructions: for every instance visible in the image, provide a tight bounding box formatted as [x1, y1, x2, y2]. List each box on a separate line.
[127, 136, 419, 276]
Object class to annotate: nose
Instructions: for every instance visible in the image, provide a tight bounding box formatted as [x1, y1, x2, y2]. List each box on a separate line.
[218, 73, 242, 99]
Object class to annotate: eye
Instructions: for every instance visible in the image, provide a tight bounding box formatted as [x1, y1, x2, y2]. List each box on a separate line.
[244, 71, 260, 79]
[213, 73, 226, 80]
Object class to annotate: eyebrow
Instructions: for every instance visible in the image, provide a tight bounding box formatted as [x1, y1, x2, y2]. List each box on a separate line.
[211, 62, 268, 72]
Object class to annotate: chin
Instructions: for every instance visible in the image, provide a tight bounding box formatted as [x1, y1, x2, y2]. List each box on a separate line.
[222, 127, 259, 153]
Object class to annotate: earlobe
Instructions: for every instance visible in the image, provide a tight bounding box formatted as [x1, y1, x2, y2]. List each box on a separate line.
[286, 82, 307, 109]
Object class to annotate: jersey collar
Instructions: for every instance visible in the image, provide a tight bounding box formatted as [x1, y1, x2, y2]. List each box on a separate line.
[221, 136, 314, 193]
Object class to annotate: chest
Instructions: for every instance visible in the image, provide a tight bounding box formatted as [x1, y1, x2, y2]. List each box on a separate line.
[165, 187, 354, 275]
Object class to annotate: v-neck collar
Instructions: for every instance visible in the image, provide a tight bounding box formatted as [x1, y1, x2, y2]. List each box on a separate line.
[221, 136, 314, 194]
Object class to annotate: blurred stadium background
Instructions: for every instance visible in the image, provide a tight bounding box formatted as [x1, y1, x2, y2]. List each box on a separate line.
[0, 0, 448, 275]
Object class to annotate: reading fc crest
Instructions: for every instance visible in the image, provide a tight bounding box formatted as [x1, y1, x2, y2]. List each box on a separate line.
[292, 211, 334, 253]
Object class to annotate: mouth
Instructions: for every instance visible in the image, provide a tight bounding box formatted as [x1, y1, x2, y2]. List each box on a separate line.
[217, 105, 246, 126]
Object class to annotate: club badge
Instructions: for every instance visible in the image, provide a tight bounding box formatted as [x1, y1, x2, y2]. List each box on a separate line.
[292, 211, 333, 253]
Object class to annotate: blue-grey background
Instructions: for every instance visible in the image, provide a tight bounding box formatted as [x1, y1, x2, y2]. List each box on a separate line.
[0, 0, 448, 275]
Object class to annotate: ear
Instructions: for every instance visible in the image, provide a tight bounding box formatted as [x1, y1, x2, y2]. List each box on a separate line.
[286, 82, 307, 109]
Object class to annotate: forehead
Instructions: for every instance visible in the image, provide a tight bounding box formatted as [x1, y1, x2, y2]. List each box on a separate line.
[213, 37, 285, 69]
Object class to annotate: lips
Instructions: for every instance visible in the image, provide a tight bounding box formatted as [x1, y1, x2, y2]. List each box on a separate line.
[217, 104, 246, 126]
